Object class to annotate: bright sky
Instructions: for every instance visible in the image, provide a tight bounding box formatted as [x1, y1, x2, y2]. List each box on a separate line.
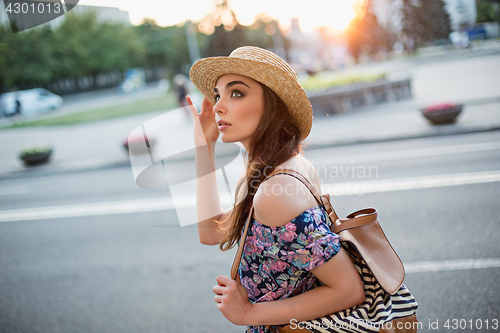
[78, 0, 356, 32]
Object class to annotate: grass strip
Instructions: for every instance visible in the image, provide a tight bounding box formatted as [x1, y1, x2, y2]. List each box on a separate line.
[300, 73, 387, 91]
[2, 92, 178, 129]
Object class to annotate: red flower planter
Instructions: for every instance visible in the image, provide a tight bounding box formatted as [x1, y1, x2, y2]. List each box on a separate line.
[124, 135, 156, 154]
[421, 103, 463, 125]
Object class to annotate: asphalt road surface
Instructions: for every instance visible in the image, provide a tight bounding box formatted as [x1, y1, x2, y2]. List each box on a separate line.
[1, 130, 499, 333]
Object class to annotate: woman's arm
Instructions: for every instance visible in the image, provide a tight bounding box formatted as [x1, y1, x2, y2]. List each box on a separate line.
[188, 96, 231, 245]
[195, 143, 231, 245]
[251, 249, 365, 325]
[214, 248, 365, 326]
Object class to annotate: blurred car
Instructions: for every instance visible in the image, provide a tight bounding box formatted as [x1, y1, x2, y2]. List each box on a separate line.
[0, 88, 63, 117]
[119, 68, 146, 94]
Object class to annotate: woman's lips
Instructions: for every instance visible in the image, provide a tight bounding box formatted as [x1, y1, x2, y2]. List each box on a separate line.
[217, 120, 231, 131]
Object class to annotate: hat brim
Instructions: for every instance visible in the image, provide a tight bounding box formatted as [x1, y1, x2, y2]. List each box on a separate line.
[189, 57, 313, 141]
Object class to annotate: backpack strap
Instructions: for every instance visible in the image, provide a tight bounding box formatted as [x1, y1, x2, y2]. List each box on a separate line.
[230, 206, 254, 280]
[268, 168, 339, 222]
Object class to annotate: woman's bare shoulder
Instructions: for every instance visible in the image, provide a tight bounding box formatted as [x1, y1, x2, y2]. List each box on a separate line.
[278, 154, 322, 194]
[252, 157, 319, 228]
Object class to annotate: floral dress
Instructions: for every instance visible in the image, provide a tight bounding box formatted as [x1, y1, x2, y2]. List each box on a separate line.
[239, 205, 341, 333]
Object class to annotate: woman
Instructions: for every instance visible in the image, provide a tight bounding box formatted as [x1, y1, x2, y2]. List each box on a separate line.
[187, 46, 365, 333]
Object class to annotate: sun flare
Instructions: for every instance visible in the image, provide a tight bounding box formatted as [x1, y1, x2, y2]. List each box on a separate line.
[229, 0, 357, 32]
[296, 0, 357, 32]
[84, 0, 359, 33]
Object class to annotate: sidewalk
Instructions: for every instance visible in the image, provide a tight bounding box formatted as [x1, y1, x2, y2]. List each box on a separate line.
[1, 51, 499, 179]
[1, 96, 499, 180]
[307, 97, 500, 148]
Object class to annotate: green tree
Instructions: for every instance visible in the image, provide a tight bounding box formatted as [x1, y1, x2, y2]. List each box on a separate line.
[197, 0, 249, 57]
[54, 11, 144, 88]
[196, 1, 288, 59]
[245, 18, 274, 50]
[0, 25, 14, 91]
[0, 25, 56, 89]
[133, 19, 169, 69]
[162, 24, 192, 74]
[133, 18, 193, 78]
[0, 10, 144, 91]
[245, 16, 290, 56]
[476, 0, 500, 23]
[401, 0, 452, 51]
[346, 0, 393, 62]
[205, 24, 248, 57]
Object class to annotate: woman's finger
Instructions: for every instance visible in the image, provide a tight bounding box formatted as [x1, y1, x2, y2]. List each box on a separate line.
[216, 275, 231, 286]
[214, 294, 223, 304]
[201, 96, 214, 114]
[213, 285, 224, 295]
[186, 95, 199, 118]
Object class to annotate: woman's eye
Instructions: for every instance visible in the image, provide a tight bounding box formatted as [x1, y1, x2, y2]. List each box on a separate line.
[231, 91, 243, 97]
[214, 95, 220, 102]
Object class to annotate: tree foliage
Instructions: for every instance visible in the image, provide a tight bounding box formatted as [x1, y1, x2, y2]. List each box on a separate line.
[245, 17, 275, 51]
[197, 0, 287, 58]
[132, 18, 192, 76]
[0, 11, 144, 92]
[476, 0, 500, 23]
[205, 24, 248, 57]
[125, 11, 288, 81]
[345, 0, 394, 62]
[401, 0, 452, 51]
[0, 25, 56, 89]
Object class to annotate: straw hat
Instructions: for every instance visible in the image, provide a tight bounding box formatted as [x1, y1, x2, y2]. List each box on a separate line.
[189, 46, 313, 141]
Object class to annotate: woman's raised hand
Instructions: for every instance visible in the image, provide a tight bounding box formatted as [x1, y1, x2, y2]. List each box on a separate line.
[187, 95, 219, 147]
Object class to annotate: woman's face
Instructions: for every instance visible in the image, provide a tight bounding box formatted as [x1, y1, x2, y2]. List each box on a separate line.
[213, 74, 265, 149]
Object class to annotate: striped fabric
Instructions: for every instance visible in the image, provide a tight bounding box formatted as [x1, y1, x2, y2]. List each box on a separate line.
[300, 243, 418, 333]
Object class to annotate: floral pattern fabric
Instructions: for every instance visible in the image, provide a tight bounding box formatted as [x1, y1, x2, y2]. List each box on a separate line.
[240, 205, 341, 333]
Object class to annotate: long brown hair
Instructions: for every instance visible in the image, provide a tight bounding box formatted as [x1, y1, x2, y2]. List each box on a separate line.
[219, 84, 303, 251]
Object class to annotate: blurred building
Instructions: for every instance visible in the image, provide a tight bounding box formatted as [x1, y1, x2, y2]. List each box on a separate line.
[286, 17, 351, 73]
[370, 0, 477, 33]
[0, 2, 9, 27]
[0, 3, 130, 31]
[445, 0, 478, 30]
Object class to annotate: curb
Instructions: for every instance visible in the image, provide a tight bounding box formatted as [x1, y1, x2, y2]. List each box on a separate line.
[305, 123, 500, 149]
[0, 159, 132, 181]
[2, 124, 499, 180]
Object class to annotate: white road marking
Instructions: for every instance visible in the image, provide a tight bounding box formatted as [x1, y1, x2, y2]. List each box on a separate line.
[0, 195, 232, 223]
[405, 258, 500, 274]
[323, 170, 500, 196]
[308, 141, 500, 165]
[0, 197, 175, 222]
[0, 170, 499, 222]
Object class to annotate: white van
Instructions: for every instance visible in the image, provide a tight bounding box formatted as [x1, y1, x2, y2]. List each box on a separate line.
[0, 88, 63, 117]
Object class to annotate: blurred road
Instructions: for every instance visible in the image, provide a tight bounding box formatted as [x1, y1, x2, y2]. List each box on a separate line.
[1, 130, 499, 332]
